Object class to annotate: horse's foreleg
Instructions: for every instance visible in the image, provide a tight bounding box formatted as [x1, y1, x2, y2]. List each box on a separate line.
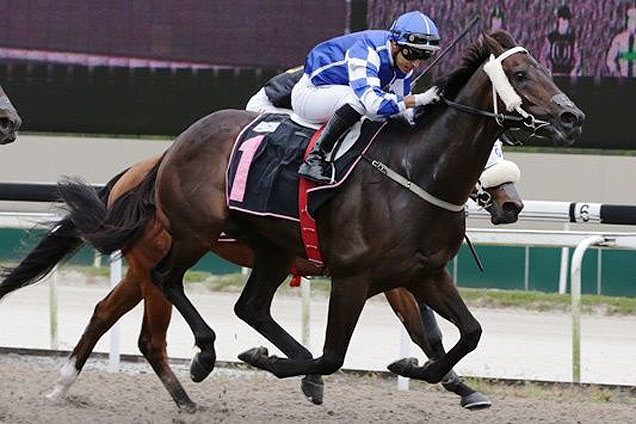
[241, 273, 368, 378]
[419, 301, 491, 409]
[138, 280, 196, 412]
[47, 271, 142, 401]
[385, 288, 491, 408]
[234, 246, 323, 404]
[150, 237, 216, 383]
[388, 268, 482, 384]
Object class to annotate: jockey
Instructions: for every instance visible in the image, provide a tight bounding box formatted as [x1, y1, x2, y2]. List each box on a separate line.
[245, 71, 520, 201]
[293, 11, 442, 184]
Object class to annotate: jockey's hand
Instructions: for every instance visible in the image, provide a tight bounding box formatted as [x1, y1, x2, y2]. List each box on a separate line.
[413, 86, 441, 107]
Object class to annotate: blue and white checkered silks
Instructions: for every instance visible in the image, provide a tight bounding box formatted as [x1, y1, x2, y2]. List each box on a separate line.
[303, 31, 410, 118]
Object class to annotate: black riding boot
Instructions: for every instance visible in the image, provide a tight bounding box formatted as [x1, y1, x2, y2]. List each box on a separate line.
[299, 104, 362, 184]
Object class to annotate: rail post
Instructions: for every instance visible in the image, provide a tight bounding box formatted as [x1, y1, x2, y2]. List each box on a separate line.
[108, 252, 122, 372]
[569, 235, 605, 383]
[301, 277, 311, 346]
[48, 264, 59, 350]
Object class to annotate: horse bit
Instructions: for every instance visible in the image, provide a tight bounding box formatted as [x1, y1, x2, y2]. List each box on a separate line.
[365, 45, 545, 213]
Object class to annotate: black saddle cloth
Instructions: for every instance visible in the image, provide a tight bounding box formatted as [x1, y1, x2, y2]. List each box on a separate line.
[226, 113, 382, 219]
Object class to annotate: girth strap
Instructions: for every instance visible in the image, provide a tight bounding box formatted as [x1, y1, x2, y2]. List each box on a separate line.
[362, 155, 465, 213]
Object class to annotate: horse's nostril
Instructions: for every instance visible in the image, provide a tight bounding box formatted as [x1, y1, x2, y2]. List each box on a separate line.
[559, 111, 578, 129]
[503, 202, 523, 215]
[0, 117, 10, 131]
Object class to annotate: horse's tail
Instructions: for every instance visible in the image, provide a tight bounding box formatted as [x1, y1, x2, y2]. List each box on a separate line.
[60, 157, 162, 256]
[0, 171, 126, 301]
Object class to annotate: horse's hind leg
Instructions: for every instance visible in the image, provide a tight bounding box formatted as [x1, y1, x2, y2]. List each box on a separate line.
[47, 269, 142, 401]
[138, 279, 196, 412]
[151, 237, 216, 383]
[234, 246, 324, 404]
[384, 288, 491, 409]
[388, 268, 482, 385]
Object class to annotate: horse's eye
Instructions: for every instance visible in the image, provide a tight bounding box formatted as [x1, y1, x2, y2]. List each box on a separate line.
[514, 71, 527, 81]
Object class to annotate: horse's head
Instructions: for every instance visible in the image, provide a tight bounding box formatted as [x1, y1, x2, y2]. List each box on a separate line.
[0, 85, 21, 145]
[481, 32, 584, 146]
[474, 159, 524, 225]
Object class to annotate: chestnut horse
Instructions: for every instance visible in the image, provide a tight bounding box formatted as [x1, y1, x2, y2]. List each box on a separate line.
[58, 31, 583, 397]
[0, 84, 21, 144]
[0, 152, 521, 411]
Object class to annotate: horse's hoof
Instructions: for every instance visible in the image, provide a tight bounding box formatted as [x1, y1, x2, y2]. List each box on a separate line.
[238, 346, 269, 369]
[461, 391, 492, 410]
[301, 375, 324, 405]
[387, 357, 418, 377]
[178, 401, 199, 414]
[190, 349, 216, 383]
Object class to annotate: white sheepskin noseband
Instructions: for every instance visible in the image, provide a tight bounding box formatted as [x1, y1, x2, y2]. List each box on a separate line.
[479, 159, 521, 188]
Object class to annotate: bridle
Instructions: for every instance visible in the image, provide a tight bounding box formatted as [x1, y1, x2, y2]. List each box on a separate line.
[365, 45, 551, 213]
[442, 46, 551, 142]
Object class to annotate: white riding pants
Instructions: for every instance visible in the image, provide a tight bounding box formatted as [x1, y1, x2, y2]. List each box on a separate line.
[291, 74, 365, 124]
[245, 88, 293, 114]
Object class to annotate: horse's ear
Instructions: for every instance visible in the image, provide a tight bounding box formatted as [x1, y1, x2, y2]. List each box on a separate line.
[481, 30, 505, 57]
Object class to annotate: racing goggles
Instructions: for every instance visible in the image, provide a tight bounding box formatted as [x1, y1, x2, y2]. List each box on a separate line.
[400, 45, 434, 61]
[399, 33, 440, 61]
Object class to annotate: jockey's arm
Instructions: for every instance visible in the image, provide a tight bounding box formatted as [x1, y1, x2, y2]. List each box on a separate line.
[571, 40, 582, 76]
[606, 35, 620, 76]
[539, 37, 552, 72]
[346, 42, 439, 118]
[347, 44, 406, 118]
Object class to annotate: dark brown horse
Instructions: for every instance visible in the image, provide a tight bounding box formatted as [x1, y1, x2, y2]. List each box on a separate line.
[56, 32, 586, 402]
[0, 151, 521, 411]
[0, 84, 21, 144]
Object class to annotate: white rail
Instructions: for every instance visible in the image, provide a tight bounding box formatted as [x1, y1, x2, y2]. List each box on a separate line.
[2, 211, 635, 382]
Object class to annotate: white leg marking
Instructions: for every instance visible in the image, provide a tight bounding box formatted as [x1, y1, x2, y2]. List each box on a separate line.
[46, 358, 79, 402]
[189, 346, 201, 379]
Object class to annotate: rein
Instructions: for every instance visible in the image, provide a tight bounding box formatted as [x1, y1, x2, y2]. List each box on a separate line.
[364, 45, 545, 213]
[442, 97, 526, 124]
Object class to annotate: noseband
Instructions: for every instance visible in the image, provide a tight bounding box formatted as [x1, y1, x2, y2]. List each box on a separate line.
[363, 46, 552, 213]
[443, 46, 551, 138]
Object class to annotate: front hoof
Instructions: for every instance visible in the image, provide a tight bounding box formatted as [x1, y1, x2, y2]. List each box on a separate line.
[301, 375, 324, 405]
[387, 357, 419, 377]
[190, 349, 216, 383]
[461, 391, 492, 410]
[238, 346, 269, 369]
[178, 401, 199, 414]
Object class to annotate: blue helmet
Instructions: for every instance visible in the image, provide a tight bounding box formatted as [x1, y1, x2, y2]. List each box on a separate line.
[389, 11, 440, 52]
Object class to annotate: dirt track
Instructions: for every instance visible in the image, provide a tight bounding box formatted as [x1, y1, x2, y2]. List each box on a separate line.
[0, 353, 633, 424]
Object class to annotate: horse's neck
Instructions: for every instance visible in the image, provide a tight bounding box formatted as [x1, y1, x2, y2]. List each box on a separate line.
[408, 71, 500, 205]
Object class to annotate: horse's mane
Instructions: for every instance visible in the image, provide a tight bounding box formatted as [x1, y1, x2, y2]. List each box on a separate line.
[436, 31, 517, 100]
[399, 31, 518, 129]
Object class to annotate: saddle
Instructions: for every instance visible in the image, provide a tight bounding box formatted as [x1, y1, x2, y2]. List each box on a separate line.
[226, 113, 384, 264]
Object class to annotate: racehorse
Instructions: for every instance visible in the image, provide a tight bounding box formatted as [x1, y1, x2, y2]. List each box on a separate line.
[52, 32, 586, 400]
[0, 151, 522, 411]
[0, 85, 21, 144]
